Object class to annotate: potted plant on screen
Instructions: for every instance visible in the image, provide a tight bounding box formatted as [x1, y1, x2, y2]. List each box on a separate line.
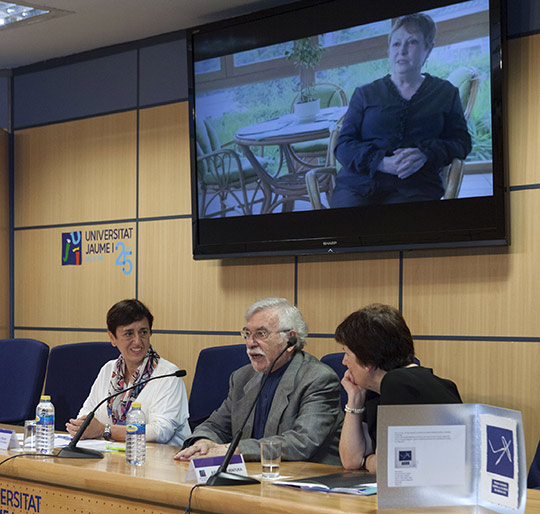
[285, 36, 324, 122]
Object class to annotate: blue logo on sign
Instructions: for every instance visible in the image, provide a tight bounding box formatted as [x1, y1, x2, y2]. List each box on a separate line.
[487, 425, 514, 478]
[62, 231, 82, 266]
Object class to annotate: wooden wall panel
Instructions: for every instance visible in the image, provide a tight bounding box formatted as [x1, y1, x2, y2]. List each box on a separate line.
[139, 103, 191, 218]
[14, 112, 137, 227]
[298, 253, 400, 334]
[304, 337, 341, 361]
[506, 34, 540, 187]
[138, 218, 295, 331]
[0, 129, 9, 338]
[14, 225, 136, 328]
[415, 339, 540, 466]
[14, 330, 109, 350]
[402, 190, 538, 337]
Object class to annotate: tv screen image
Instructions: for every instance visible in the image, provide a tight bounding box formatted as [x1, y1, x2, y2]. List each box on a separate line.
[188, 0, 507, 258]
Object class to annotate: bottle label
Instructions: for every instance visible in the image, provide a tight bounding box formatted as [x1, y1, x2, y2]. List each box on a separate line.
[37, 414, 54, 426]
[126, 423, 145, 435]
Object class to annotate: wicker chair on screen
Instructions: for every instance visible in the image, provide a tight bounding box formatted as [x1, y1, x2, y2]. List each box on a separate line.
[441, 66, 480, 199]
[197, 119, 267, 218]
[305, 67, 480, 208]
[304, 120, 342, 209]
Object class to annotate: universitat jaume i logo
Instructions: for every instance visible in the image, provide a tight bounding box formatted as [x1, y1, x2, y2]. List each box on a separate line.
[62, 231, 82, 266]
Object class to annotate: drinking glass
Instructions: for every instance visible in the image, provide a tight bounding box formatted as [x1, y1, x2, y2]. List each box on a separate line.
[260, 440, 281, 479]
[23, 419, 37, 452]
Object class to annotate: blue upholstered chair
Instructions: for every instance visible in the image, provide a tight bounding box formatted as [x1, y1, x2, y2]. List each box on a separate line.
[528, 440, 540, 489]
[0, 338, 49, 425]
[188, 344, 250, 430]
[320, 352, 348, 410]
[44, 342, 120, 431]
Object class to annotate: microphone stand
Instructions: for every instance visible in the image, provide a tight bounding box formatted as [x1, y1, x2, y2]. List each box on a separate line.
[57, 369, 186, 459]
[206, 336, 297, 486]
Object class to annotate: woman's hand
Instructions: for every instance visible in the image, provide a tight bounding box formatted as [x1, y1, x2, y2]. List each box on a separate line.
[365, 452, 377, 472]
[65, 415, 105, 439]
[341, 369, 367, 408]
[380, 148, 427, 178]
[339, 369, 369, 470]
[394, 148, 427, 178]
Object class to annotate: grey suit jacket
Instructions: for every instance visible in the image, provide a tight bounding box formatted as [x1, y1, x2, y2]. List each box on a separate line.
[187, 351, 343, 465]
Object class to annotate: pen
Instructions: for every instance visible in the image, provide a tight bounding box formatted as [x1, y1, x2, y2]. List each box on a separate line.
[106, 445, 126, 452]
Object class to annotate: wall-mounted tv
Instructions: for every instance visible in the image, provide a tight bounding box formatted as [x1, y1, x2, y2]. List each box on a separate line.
[187, 0, 507, 259]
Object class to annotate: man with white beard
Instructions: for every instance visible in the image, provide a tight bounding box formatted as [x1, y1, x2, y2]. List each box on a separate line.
[175, 298, 343, 464]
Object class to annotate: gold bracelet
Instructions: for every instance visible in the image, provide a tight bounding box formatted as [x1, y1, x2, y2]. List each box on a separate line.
[344, 405, 365, 414]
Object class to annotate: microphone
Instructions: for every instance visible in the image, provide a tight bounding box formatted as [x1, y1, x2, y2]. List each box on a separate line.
[206, 334, 297, 486]
[57, 369, 187, 459]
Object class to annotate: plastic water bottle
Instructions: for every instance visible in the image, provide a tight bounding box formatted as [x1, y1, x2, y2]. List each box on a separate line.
[126, 402, 146, 465]
[36, 395, 55, 454]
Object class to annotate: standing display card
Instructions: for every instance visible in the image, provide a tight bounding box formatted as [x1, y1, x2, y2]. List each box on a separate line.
[377, 404, 526, 513]
[0, 428, 21, 450]
[185, 454, 249, 484]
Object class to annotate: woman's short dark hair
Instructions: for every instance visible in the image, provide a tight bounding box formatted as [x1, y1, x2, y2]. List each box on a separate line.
[107, 299, 154, 336]
[335, 304, 415, 371]
[389, 13, 437, 49]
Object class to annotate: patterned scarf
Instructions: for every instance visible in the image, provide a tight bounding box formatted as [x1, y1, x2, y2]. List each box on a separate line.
[106, 345, 160, 425]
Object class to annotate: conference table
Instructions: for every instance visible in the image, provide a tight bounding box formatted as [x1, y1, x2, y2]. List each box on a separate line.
[1, 428, 540, 514]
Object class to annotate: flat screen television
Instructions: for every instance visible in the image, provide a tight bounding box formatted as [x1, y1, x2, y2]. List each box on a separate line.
[187, 0, 507, 259]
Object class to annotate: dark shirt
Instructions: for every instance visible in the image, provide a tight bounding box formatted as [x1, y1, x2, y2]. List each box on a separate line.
[365, 366, 462, 449]
[333, 74, 472, 202]
[252, 359, 292, 439]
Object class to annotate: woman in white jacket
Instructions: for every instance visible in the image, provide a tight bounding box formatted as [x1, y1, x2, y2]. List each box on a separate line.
[66, 299, 191, 446]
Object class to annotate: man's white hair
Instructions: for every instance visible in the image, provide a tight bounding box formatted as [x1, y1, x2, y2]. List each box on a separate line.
[245, 297, 307, 350]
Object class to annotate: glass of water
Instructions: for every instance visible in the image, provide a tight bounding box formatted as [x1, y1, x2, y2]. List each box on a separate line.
[23, 419, 37, 452]
[260, 440, 281, 479]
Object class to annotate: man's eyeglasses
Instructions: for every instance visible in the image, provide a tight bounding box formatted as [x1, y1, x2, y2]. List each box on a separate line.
[119, 328, 151, 341]
[240, 328, 290, 342]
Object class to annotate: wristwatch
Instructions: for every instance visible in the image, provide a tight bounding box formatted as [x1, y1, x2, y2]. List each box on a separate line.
[103, 423, 112, 441]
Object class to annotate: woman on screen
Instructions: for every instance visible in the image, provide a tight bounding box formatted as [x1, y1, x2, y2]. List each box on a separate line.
[330, 13, 471, 207]
[335, 304, 462, 472]
[65, 299, 191, 445]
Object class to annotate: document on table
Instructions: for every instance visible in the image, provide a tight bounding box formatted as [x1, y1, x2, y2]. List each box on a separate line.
[273, 471, 377, 495]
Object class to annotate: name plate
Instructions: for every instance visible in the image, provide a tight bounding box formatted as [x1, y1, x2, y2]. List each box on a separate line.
[186, 454, 249, 484]
[0, 428, 21, 450]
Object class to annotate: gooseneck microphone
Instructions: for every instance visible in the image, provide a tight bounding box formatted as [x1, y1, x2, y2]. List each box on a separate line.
[206, 335, 297, 486]
[57, 369, 187, 459]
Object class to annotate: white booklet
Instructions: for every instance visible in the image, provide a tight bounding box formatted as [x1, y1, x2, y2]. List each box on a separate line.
[273, 471, 377, 495]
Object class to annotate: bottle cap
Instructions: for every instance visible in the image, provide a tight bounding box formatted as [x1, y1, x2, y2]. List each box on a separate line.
[40, 395, 51, 401]
[132, 402, 142, 408]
